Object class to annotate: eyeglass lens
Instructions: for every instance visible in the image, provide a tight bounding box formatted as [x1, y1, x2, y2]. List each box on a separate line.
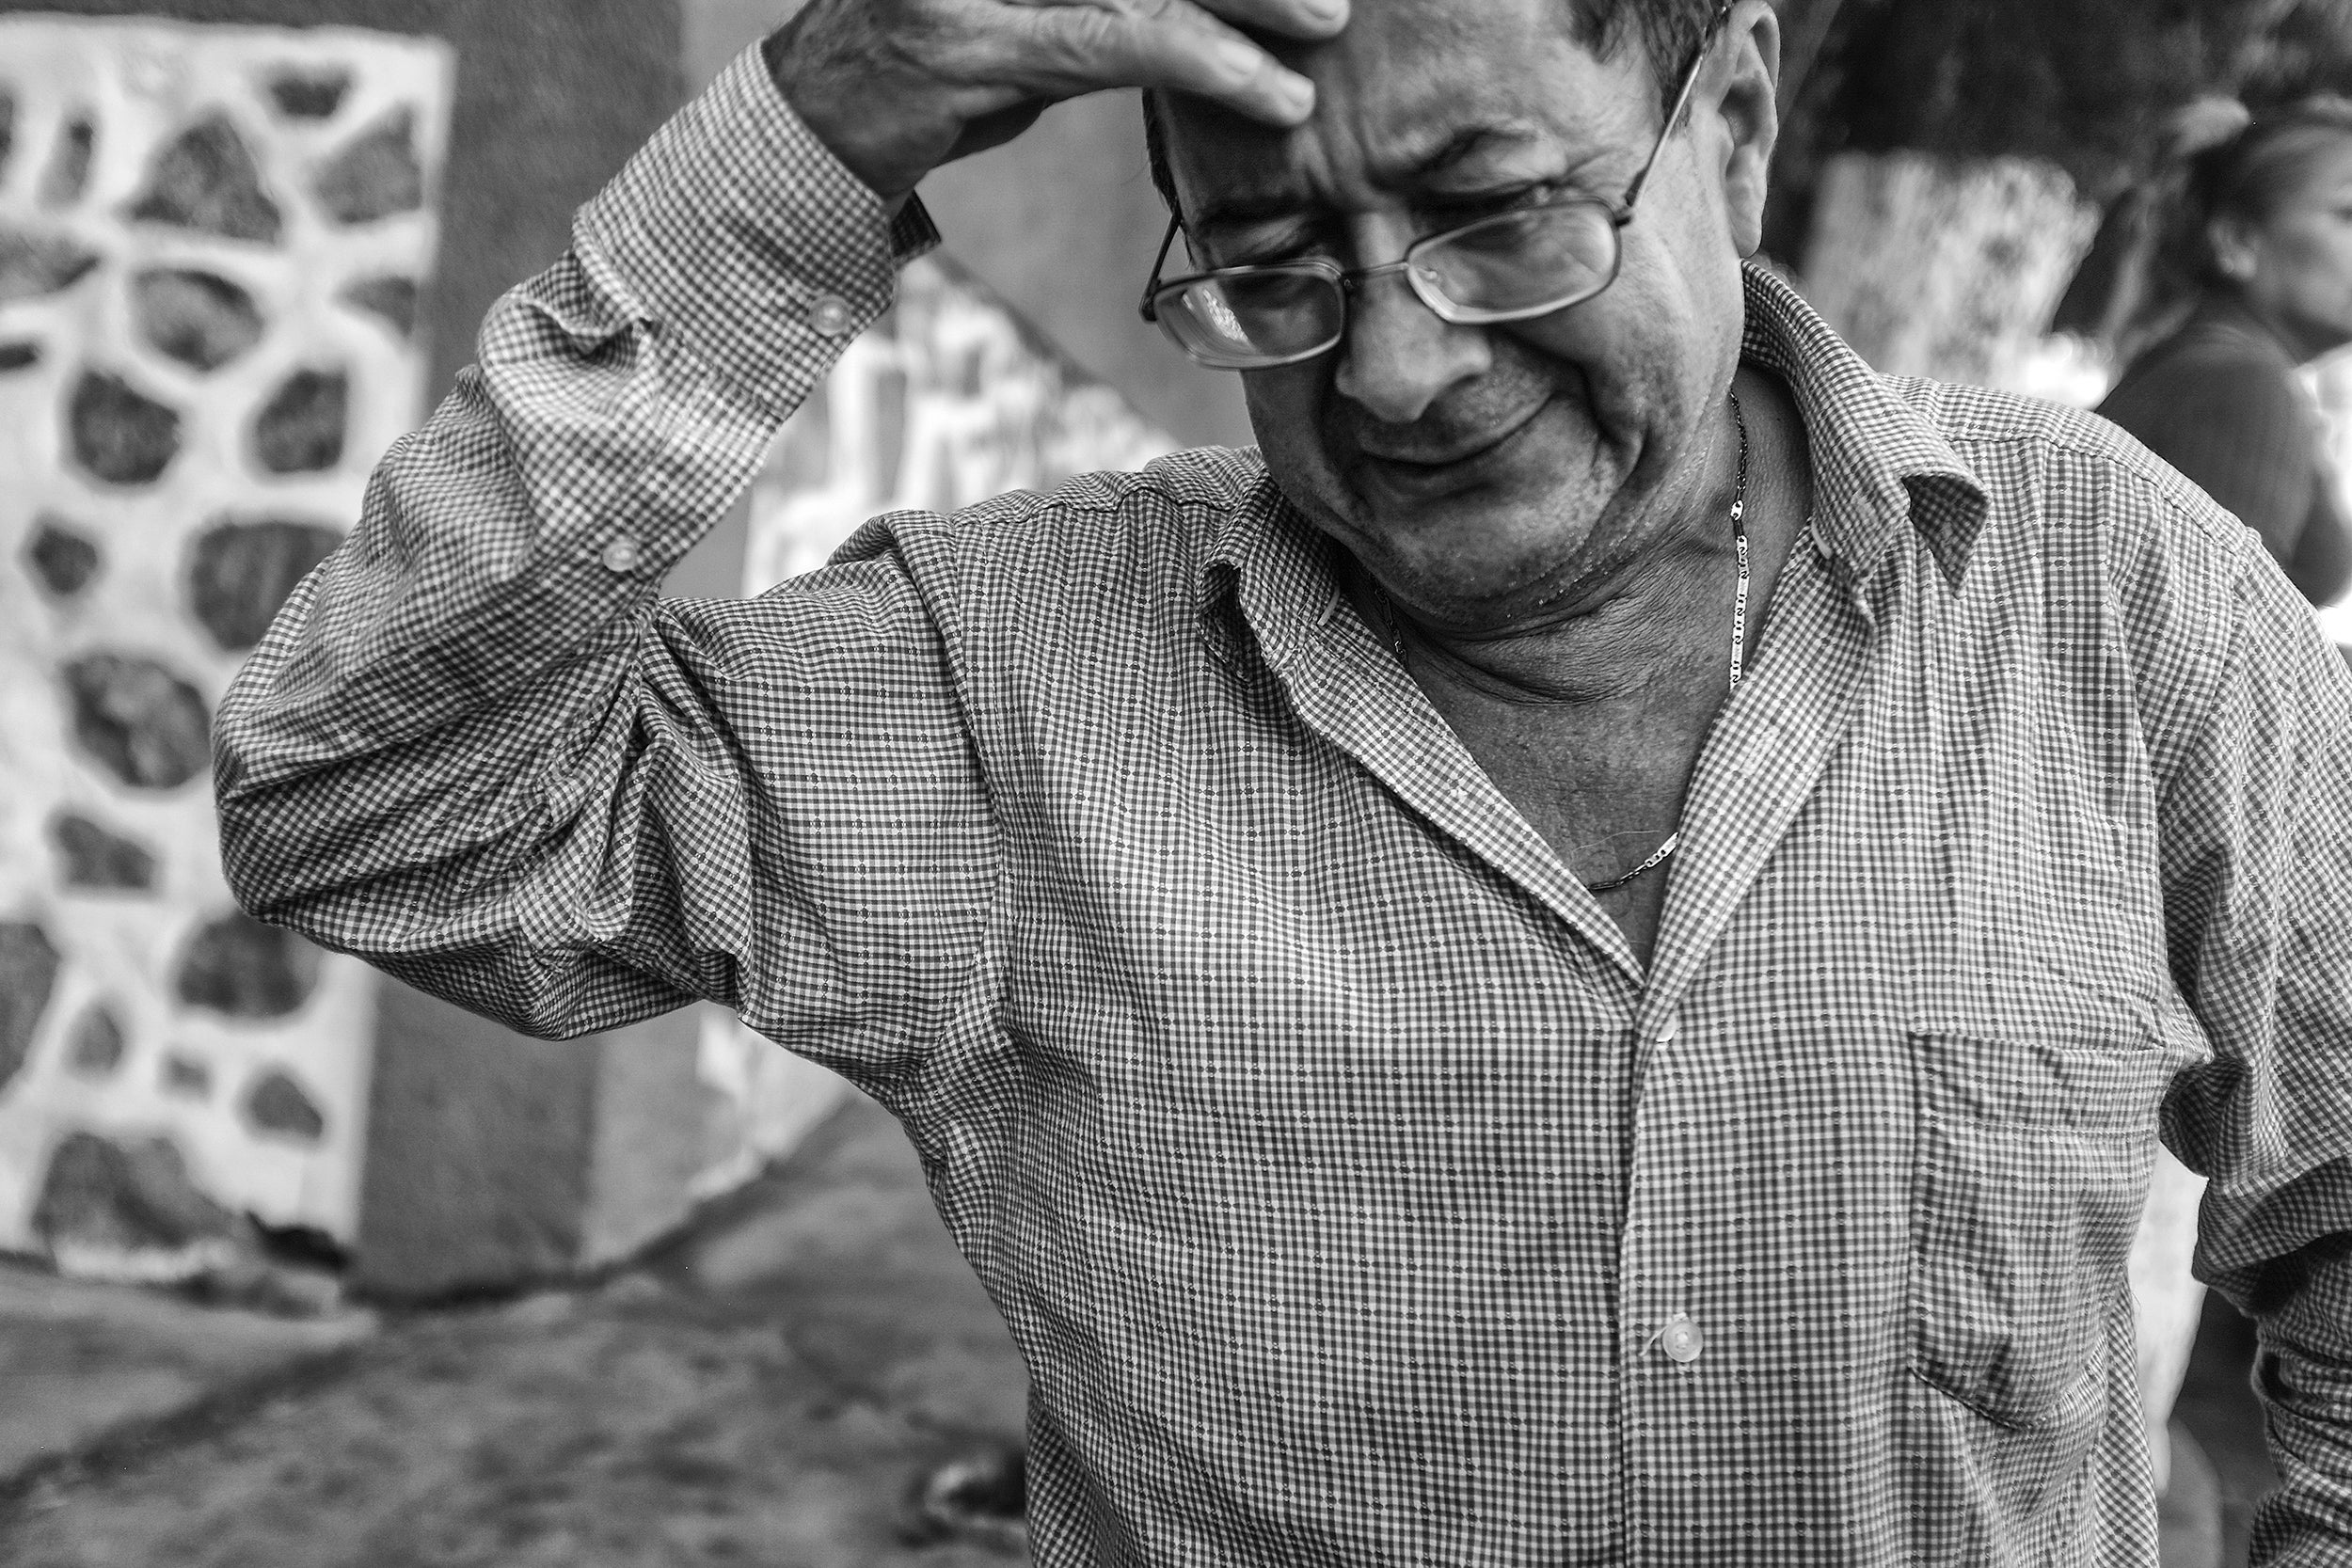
[1152, 200, 1624, 370]
[1159, 270, 1347, 367]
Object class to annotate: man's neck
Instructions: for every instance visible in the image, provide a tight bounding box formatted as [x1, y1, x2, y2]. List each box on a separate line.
[1359, 367, 1811, 714]
[1378, 531, 1738, 708]
[1370, 393, 1756, 709]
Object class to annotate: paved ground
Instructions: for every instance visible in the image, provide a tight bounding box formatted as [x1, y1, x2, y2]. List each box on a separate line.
[0, 1093, 1029, 1568]
[0, 1086, 2285, 1566]
[0, 1266, 375, 1490]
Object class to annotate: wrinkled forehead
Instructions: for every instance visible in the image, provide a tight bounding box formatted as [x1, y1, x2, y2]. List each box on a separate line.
[1156, 0, 1658, 227]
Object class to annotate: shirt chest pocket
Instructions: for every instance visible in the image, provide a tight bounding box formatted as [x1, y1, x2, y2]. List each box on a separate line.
[1903, 1025, 2177, 1431]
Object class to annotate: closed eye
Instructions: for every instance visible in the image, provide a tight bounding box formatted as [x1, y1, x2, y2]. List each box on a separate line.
[1418, 182, 1569, 229]
[1213, 222, 1343, 271]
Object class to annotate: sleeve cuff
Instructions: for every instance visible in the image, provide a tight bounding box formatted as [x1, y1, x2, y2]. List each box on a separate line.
[572, 42, 939, 415]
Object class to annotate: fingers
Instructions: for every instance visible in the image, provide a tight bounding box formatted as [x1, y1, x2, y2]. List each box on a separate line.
[1009, 3, 1326, 126]
[1191, 0, 1348, 44]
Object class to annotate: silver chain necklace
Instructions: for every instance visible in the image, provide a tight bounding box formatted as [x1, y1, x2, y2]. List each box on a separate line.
[1374, 390, 1752, 897]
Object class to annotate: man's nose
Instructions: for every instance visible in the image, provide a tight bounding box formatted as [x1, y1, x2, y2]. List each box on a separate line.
[1331, 270, 1492, 426]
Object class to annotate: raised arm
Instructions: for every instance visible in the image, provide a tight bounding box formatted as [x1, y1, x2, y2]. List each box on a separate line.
[215, 3, 1345, 1072]
[212, 53, 992, 1066]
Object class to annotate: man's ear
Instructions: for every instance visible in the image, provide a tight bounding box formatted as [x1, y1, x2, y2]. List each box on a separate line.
[1712, 0, 1782, 259]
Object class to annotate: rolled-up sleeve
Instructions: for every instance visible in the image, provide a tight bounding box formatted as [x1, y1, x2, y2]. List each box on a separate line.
[212, 46, 993, 1090]
[2150, 522, 2352, 1563]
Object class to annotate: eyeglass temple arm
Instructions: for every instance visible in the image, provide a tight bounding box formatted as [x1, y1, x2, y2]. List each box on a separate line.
[1138, 214, 1184, 323]
[1615, 1, 1734, 214]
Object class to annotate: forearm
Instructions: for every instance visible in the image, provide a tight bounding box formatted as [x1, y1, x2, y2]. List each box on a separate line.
[213, 47, 933, 1032]
[2246, 1235, 2352, 1565]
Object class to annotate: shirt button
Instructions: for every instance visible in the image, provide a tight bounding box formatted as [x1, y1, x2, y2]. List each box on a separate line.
[807, 293, 853, 337]
[1655, 1018, 1680, 1049]
[599, 535, 643, 575]
[1661, 1314, 1705, 1365]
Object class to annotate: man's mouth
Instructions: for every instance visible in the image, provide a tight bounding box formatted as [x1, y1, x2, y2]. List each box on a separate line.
[1353, 397, 1552, 485]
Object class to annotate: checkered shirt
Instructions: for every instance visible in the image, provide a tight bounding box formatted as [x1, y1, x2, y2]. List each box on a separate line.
[215, 45, 2352, 1568]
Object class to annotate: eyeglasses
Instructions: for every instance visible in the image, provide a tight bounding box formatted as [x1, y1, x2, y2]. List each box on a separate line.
[1137, 4, 1732, 371]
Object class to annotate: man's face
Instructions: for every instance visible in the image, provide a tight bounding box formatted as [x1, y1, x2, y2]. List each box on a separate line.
[1160, 0, 1761, 631]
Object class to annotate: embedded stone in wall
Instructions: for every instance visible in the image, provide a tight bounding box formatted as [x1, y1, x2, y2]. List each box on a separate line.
[69, 369, 182, 485]
[175, 911, 321, 1020]
[40, 116, 93, 209]
[163, 1053, 211, 1099]
[0, 228, 101, 302]
[265, 68, 350, 120]
[66, 1006, 125, 1078]
[246, 1069, 325, 1143]
[313, 107, 422, 225]
[61, 654, 213, 791]
[251, 368, 346, 474]
[1, 926, 63, 1100]
[134, 268, 263, 373]
[127, 113, 283, 245]
[24, 515, 101, 598]
[187, 516, 342, 652]
[49, 812, 159, 892]
[31, 1131, 236, 1251]
[340, 275, 416, 339]
[0, 342, 37, 372]
[0, 923, 62, 1099]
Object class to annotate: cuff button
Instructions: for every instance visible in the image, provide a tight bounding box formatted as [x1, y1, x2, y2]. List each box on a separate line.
[808, 293, 853, 337]
[600, 535, 644, 575]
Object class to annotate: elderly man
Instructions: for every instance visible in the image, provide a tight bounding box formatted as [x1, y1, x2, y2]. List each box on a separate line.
[215, 0, 2352, 1560]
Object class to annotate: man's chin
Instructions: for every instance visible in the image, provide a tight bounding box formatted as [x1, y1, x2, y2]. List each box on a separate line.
[1353, 518, 1609, 628]
[1347, 480, 1612, 605]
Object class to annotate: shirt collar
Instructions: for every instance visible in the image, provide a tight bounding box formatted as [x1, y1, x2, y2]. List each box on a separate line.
[1197, 469, 1336, 672]
[1737, 263, 1987, 594]
[1196, 261, 1993, 660]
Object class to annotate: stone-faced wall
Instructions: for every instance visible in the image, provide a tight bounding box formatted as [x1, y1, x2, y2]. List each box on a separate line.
[0, 15, 452, 1267]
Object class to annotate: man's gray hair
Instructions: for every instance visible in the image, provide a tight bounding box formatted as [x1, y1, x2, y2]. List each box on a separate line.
[1140, 0, 1726, 221]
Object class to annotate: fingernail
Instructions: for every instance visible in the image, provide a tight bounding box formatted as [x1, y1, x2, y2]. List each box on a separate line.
[1214, 37, 1262, 81]
[1302, 0, 1348, 22]
[1274, 71, 1315, 117]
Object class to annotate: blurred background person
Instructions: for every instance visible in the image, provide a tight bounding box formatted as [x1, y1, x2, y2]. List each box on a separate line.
[2097, 95, 2352, 607]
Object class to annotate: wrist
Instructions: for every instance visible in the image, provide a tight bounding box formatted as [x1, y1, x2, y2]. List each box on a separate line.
[761, 15, 933, 204]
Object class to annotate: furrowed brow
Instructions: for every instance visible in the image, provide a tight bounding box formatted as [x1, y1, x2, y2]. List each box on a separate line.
[1386, 122, 1548, 181]
[1191, 189, 1311, 233]
[1187, 121, 1561, 233]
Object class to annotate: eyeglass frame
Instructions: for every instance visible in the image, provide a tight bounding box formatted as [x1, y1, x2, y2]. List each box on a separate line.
[1136, 2, 1735, 370]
